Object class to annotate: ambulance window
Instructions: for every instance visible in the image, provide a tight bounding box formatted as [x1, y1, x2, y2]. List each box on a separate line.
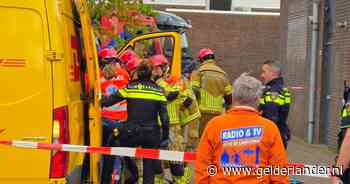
[162, 37, 174, 59]
[133, 36, 174, 63]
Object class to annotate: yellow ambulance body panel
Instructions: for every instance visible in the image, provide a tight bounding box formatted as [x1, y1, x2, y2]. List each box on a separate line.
[0, 0, 101, 183]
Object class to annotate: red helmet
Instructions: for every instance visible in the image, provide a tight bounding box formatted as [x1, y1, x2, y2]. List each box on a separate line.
[98, 48, 117, 59]
[100, 15, 113, 31]
[198, 48, 214, 60]
[119, 49, 142, 71]
[150, 54, 169, 66]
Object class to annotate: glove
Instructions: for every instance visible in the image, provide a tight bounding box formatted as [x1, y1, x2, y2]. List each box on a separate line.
[167, 91, 179, 101]
[182, 97, 193, 108]
[160, 139, 170, 149]
[193, 88, 200, 100]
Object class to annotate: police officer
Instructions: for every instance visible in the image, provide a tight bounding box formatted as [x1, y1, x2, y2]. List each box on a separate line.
[191, 48, 232, 136]
[102, 62, 169, 184]
[259, 60, 292, 149]
[332, 106, 350, 183]
[332, 84, 350, 184]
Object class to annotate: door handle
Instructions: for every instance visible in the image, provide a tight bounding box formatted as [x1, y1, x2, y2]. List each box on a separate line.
[21, 136, 47, 141]
[0, 128, 5, 134]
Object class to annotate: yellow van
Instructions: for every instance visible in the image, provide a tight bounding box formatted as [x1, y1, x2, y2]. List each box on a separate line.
[0, 0, 102, 183]
[0, 0, 182, 183]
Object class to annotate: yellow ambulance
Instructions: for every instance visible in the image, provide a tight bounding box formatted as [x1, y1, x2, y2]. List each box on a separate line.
[0, 0, 102, 183]
[0, 0, 182, 183]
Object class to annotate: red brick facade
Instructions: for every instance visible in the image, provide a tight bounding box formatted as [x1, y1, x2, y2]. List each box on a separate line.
[281, 0, 350, 148]
[152, 7, 281, 81]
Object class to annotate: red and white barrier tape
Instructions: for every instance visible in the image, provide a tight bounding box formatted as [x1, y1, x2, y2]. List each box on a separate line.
[0, 140, 334, 178]
[0, 140, 195, 163]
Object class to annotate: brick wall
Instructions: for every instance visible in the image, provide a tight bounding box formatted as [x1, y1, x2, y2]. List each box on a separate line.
[280, 0, 288, 67]
[155, 9, 281, 81]
[328, 0, 350, 147]
[282, 0, 350, 147]
[281, 0, 313, 140]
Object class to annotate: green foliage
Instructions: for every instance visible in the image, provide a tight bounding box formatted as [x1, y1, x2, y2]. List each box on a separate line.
[87, 0, 160, 50]
[139, 4, 159, 17]
[87, 0, 158, 27]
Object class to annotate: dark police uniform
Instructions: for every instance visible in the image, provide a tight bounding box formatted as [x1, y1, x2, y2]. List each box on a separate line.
[336, 102, 350, 182]
[102, 79, 169, 184]
[259, 77, 291, 149]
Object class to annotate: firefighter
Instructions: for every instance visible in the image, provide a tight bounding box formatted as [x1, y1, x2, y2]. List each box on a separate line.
[99, 48, 129, 184]
[179, 77, 201, 184]
[191, 48, 232, 136]
[119, 49, 142, 80]
[149, 54, 188, 184]
[101, 62, 169, 184]
[181, 58, 201, 152]
[195, 73, 288, 184]
[259, 60, 291, 149]
[179, 77, 201, 150]
[175, 57, 203, 183]
[332, 83, 350, 184]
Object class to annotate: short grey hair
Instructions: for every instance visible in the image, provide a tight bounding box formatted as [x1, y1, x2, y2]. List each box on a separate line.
[232, 73, 263, 107]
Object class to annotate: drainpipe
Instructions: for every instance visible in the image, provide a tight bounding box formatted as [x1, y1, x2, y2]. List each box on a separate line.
[308, 0, 320, 144]
[320, 0, 334, 144]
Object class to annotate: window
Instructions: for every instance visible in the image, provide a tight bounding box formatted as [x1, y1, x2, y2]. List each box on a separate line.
[210, 0, 232, 11]
[134, 36, 174, 62]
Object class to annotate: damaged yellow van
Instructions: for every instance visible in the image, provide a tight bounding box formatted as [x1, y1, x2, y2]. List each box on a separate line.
[0, 0, 183, 183]
[0, 0, 102, 183]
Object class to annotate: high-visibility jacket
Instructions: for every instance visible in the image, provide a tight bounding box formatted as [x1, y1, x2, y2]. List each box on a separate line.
[101, 68, 129, 121]
[191, 60, 232, 114]
[195, 107, 289, 184]
[179, 77, 201, 125]
[338, 103, 350, 150]
[157, 78, 186, 125]
[101, 79, 169, 140]
[259, 77, 291, 136]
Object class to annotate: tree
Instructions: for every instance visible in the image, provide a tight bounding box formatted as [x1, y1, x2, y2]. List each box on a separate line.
[87, 0, 159, 49]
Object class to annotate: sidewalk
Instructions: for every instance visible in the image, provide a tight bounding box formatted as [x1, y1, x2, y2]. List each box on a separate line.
[287, 136, 336, 184]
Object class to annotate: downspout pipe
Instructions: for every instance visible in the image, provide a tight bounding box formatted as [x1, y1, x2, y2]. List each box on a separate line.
[308, 0, 320, 144]
[320, 0, 334, 144]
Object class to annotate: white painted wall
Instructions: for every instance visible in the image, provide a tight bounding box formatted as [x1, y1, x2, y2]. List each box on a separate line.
[231, 0, 280, 9]
[143, 0, 280, 9]
[143, 0, 206, 6]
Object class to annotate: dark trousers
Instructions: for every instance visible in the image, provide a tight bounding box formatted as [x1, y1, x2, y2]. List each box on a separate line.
[120, 123, 162, 184]
[101, 119, 122, 184]
[199, 113, 220, 137]
[341, 168, 350, 183]
[279, 126, 290, 149]
[282, 135, 288, 149]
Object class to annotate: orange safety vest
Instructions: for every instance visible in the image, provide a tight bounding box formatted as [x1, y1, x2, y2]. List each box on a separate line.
[101, 68, 129, 121]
